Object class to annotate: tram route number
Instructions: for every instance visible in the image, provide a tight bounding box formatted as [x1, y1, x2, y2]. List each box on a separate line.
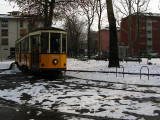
[52, 56, 59, 58]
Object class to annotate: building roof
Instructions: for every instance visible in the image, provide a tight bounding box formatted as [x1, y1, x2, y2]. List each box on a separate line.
[0, 14, 19, 19]
[101, 27, 120, 31]
[123, 12, 160, 20]
[0, 11, 23, 19]
[30, 27, 66, 32]
[134, 12, 160, 17]
[144, 13, 160, 17]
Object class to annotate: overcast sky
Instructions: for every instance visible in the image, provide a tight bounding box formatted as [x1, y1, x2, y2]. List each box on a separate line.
[0, 0, 160, 14]
[0, 0, 19, 14]
[1, 0, 160, 30]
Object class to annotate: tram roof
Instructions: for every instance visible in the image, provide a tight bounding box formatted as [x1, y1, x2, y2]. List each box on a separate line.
[30, 27, 66, 32]
[16, 27, 66, 43]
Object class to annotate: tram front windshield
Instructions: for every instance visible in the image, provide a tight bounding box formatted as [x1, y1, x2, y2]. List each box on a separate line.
[50, 33, 60, 54]
[41, 32, 66, 54]
[62, 34, 66, 53]
[41, 33, 49, 53]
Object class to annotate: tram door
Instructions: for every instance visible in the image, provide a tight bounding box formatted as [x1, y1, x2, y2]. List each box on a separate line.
[31, 35, 39, 70]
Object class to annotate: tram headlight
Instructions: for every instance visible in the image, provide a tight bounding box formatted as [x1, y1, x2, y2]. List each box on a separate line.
[53, 59, 58, 65]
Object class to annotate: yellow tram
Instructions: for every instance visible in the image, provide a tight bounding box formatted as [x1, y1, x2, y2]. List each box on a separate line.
[15, 27, 67, 72]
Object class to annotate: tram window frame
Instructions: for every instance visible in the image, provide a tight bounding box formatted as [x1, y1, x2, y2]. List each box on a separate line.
[62, 34, 66, 53]
[31, 35, 40, 53]
[15, 43, 19, 54]
[41, 33, 49, 54]
[50, 33, 61, 54]
[21, 40, 25, 54]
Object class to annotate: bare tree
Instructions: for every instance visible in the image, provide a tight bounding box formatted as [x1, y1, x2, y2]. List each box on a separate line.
[114, 0, 150, 56]
[78, 0, 96, 58]
[106, 0, 120, 67]
[64, 15, 85, 57]
[95, 0, 106, 58]
[7, 0, 84, 27]
[114, 0, 150, 19]
[7, 0, 56, 27]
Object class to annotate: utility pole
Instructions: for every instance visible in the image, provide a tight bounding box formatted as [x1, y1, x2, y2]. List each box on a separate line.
[136, 0, 140, 62]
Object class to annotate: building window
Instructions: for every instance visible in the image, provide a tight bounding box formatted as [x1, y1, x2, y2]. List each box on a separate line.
[20, 29, 27, 36]
[140, 35, 145, 38]
[147, 45, 152, 49]
[9, 47, 15, 57]
[12, 12, 18, 16]
[1, 20, 8, 27]
[147, 23, 152, 26]
[147, 38, 152, 41]
[140, 27, 146, 30]
[147, 30, 152, 34]
[153, 34, 158, 38]
[153, 26, 159, 30]
[20, 21, 23, 27]
[1, 38, 8, 45]
[153, 20, 158, 23]
[1, 29, 8, 36]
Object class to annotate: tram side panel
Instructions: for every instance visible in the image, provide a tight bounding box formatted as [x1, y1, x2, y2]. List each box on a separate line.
[20, 54, 25, 67]
[27, 54, 31, 69]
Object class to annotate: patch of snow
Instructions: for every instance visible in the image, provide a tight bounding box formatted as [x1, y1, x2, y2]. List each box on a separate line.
[0, 61, 14, 69]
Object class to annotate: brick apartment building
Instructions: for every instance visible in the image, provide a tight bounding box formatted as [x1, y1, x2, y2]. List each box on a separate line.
[0, 11, 43, 58]
[98, 27, 120, 55]
[120, 13, 160, 57]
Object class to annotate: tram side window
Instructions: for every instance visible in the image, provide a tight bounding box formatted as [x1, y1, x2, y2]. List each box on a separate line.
[25, 38, 29, 53]
[62, 34, 66, 53]
[41, 33, 49, 53]
[50, 33, 60, 54]
[15, 43, 19, 54]
[21, 41, 25, 54]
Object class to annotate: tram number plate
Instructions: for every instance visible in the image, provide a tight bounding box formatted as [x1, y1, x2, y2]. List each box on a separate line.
[52, 56, 59, 58]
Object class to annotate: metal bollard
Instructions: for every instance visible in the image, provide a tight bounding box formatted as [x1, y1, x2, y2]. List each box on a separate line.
[116, 65, 124, 78]
[140, 66, 149, 80]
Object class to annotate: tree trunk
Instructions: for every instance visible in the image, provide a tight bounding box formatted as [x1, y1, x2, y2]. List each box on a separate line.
[97, 0, 102, 58]
[44, 0, 49, 27]
[98, 25, 101, 58]
[106, 0, 119, 67]
[87, 26, 91, 58]
[44, 0, 55, 27]
[48, 0, 55, 27]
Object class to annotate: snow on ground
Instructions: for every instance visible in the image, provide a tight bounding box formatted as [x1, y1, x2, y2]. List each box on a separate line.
[67, 58, 160, 74]
[0, 58, 160, 119]
[0, 60, 14, 69]
[66, 58, 160, 86]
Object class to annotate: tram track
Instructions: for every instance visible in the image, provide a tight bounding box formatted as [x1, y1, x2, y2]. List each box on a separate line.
[66, 69, 160, 76]
[64, 74, 160, 95]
